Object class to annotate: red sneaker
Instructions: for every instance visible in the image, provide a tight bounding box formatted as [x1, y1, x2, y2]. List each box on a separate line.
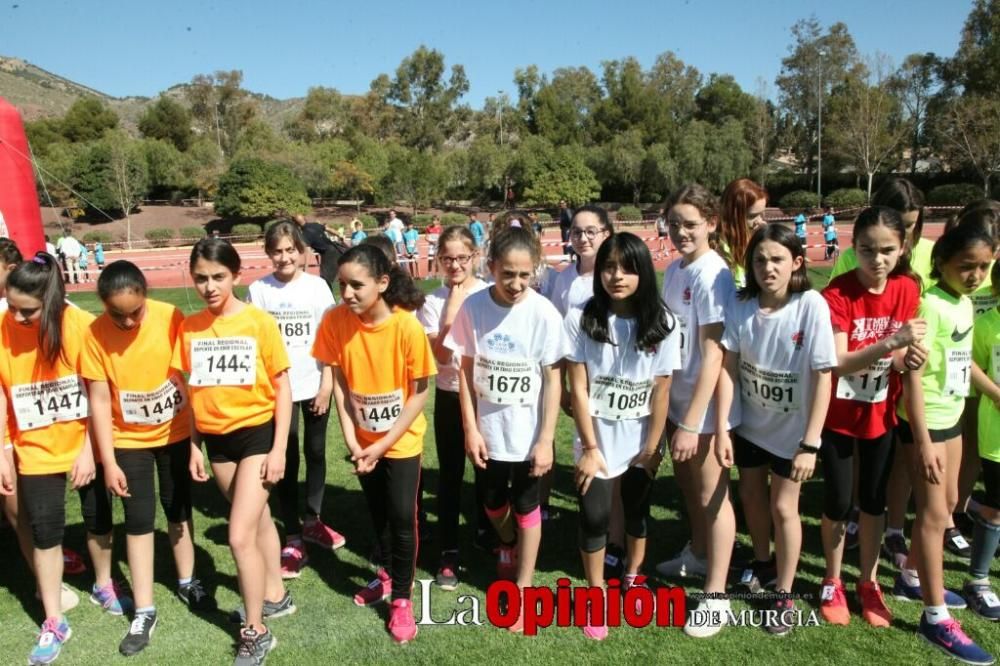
[302, 518, 346, 551]
[280, 544, 308, 579]
[353, 568, 391, 607]
[388, 599, 418, 644]
[858, 580, 892, 628]
[63, 548, 86, 576]
[820, 577, 850, 626]
[497, 545, 517, 581]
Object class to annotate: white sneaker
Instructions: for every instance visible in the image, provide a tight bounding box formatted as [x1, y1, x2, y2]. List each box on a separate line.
[34, 584, 79, 613]
[683, 599, 731, 638]
[656, 542, 707, 579]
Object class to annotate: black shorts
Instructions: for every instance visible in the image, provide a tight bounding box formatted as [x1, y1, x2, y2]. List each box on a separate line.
[981, 458, 1000, 511]
[203, 421, 274, 463]
[896, 417, 963, 444]
[733, 433, 793, 479]
[657, 231, 668, 239]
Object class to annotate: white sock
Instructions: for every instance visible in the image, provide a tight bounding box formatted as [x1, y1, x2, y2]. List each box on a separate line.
[923, 605, 950, 624]
[885, 527, 904, 538]
[901, 568, 920, 587]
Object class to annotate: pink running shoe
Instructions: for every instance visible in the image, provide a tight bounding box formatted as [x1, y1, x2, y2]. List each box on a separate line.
[354, 568, 392, 607]
[280, 544, 309, 579]
[388, 599, 418, 644]
[583, 622, 608, 640]
[302, 518, 346, 550]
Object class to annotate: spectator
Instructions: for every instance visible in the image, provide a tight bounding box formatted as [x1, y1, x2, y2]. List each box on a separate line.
[78, 244, 91, 283]
[350, 219, 367, 246]
[558, 199, 573, 254]
[425, 215, 443, 278]
[56, 228, 82, 284]
[386, 209, 406, 257]
[292, 212, 345, 288]
[794, 211, 808, 243]
[94, 241, 105, 269]
[822, 207, 838, 260]
[44, 234, 56, 256]
[468, 212, 485, 248]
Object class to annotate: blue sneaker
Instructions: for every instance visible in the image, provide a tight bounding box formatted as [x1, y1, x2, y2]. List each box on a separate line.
[918, 614, 995, 665]
[89, 580, 134, 616]
[29, 616, 72, 665]
[892, 573, 967, 609]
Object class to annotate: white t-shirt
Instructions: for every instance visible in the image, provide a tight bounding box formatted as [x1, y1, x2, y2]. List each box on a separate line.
[547, 264, 594, 316]
[565, 308, 682, 478]
[388, 218, 405, 240]
[722, 290, 838, 460]
[59, 236, 82, 259]
[247, 272, 335, 402]
[661, 250, 738, 432]
[445, 288, 567, 461]
[417, 280, 489, 392]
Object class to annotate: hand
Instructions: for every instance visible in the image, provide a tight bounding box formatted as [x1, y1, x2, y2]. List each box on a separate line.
[190, 444, 209, 482]
[104, 463, 131, 497]
[0, 451, 14, 496]
[529, 440, 554, 478]
[465, 429, 489, 470]
[444, 280, 474, 319]
[575, 448, 608, 494]
[904, 342, 928, 370]
[70, 449, 96, 490]
[310, 390, 331, 416]
[790, 451, 816, 482]
[261, 449, 286, 485]
[918, 443, 944, 484]
[670, 428, 699, 463]
[714, 431, 734, 469]
[893, 318, 927, 349]
[632, 449, 663, 479]
[352, 442, 388, 476]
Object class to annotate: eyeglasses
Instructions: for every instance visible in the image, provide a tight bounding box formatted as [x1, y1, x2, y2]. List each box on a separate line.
[667, 219, 706, 232]
[440, 255, 473, 266]
[570, 227, 607, 240]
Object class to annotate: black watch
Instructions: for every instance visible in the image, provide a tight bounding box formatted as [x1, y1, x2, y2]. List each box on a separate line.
[798, 440, 821, 454]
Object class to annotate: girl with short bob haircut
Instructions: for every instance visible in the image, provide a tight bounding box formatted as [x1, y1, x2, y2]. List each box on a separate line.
[567, 232, 679, 640]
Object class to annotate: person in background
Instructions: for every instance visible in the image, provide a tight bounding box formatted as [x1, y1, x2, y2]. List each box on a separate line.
[794, 211, 808, 246]
[425, 216, 443, 279]
[350, 220, 367, 247]
[57, 228, 82, 285]
[45, 235, 56, 257]
[403, 219, 420, 280]
[292, 213, 342, 290]
[823, 208, 839, 261]
[387, 210, 406, 258]
[78, 245, 91, 284]
[94, 242, 105, 270]
[558, 200, 573, 256]
[468, 212, 485, 250]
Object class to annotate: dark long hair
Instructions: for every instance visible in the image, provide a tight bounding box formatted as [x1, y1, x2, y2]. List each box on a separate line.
[338, 244, 425, 311]
[7, 252, 66, 364]
[851, 206, 917, 283]
[189, 237, 241, 273]
[97, 260, 147, 301]
[871, 177, 925, 246]
[931, 219, 997, 280]
[739, 224, 811, 300]
[581, 233, 675, 350]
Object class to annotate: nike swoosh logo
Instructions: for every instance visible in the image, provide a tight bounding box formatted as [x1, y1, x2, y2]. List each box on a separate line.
[951, 326, 972, 342]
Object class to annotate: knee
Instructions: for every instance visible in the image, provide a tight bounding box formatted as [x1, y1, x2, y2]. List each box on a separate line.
[228, 525, 257, 553]
[823, 488, 852, 522]
[771, 496, 800, 524]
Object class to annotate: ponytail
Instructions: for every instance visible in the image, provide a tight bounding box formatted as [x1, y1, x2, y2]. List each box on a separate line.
[7, 252, 66, 364]
[338, 245, 425, 312]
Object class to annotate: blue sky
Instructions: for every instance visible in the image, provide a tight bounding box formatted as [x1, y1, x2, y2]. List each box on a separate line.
[0, 0, 969, 106]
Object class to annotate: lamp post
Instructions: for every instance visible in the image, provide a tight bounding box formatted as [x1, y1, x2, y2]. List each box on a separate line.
[817, 50, 827, 203]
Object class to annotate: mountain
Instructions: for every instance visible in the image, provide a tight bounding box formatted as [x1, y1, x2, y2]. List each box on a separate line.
[0, 55, 305, 131]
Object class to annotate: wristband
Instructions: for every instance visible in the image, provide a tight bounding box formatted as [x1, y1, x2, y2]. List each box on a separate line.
[798, 440, 821, 454]
[676, 422, 699, 434]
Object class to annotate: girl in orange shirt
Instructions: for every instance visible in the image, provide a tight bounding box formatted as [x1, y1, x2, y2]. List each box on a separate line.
[0, 253, 130, 666]
[313, 244, 435, 645]
[84, 260, 216, 657]
[172, 239, 292, 665]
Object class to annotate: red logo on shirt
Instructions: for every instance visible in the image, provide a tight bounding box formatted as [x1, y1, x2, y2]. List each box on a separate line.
[791, 331, 804, 350]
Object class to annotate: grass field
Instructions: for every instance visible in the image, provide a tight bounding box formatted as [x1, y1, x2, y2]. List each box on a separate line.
[1, 267, 997, 665]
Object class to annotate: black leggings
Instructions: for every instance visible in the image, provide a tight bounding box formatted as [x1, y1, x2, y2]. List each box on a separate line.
[19, 466, 113, 549]
[434, 388, 490, 553]
[276, 399, 330, 535]
[578, 466, 653, 553]
[115, 440, 192, 536]
[484, 459, 540, 526]
[358, 454, 421, 600]
[820, 428, 895, 520]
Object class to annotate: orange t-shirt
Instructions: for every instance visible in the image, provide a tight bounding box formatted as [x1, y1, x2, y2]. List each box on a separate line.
[0, 305, 95, 474]
[171, 304, 290, 435]
[81, 299, 191, 449]
[312, 305, 435, 458]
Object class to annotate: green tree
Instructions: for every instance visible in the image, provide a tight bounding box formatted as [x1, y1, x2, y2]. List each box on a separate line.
[382, 144, 448, 214]
[285, 86, 350, 142]
[183, 137, 225, 203]
[185, 70, 258, 158]
[138, 97, 194, 151]
[950, 0, 1000, 96]
[522, 67, 602, 146]
[889, 53, 942, 174]
[214, 158, 310, 219]
[141, 138, 188, 196]
[746, 80, 779, 185]
[330, 161, 375, 211]
[603, 129, 647, 205]
[513, 137, 599, 206]
[60, 97, 119, 143]
[695, 74, 756, 126]
[107, 131, 150, 246]
[25, 117, 66, 155]
[936, 95, 1000, 195]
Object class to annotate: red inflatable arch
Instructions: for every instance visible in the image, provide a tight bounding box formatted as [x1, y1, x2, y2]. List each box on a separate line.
[0, 96, 46, 257]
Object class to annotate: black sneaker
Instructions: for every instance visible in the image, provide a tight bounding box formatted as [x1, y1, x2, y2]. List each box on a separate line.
[229, 592, 297, 625]
[119, 611, 157, 656]
[436, 551, 459, 591]
[765, 597, 795, 637]
[944, 527, 972, 558]
[604, 543, 626, 581]
[881, 533, 910, 569]
[739, 558, 777, 593]
[233, 626, 276, 666]
[845, 508, 860, 551]
[964, 581, 1000, 621]
[178, 579, 217, 611]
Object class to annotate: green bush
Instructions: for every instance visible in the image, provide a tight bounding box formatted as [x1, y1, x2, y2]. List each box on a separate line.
[358, 214, 378, 229]
[441, 212, 467, 226]
[412, 214, 433, 227]
[231, 223, 263, 239]
[927, 183, 983, 206]
[824, 188, 867, 208]
[779, 190, 821, 211]
[616, 205, 643, 221]
[214, 158, 310, 219]
[82, 231, 114, 244]
[534, 212, 552, 222]
[144, 227, 174, 248]
[178, 226, 205, 243]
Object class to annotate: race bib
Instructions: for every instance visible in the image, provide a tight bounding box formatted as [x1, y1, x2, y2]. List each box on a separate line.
[473, 355, 538, 405]
[972, 293, 998, 317]
[273, 310, 314, 349]
[119, 375, 187, 426]
[11, 375, 88, 431]
[189, 337, 256, 387]
[677, 315, 690, 366]
[739, 360, 801, 413]
[836, 358, 891, 403]
[351, 389, 403, 433]
[944, 348, 972, 397]
[589, 375, 653, 421]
